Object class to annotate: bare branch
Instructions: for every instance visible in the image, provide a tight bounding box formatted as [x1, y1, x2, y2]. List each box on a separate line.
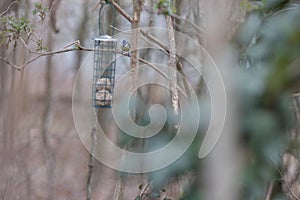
[265, 181, 274, 200]
[87, 127, 97, 200]
[110, 0, 195, 97]
[142, 4, 205, 34]
[0, 56, 20, 70]
[63, 40, 81, 49]
[140, 30, 169, 52]
[171, 13, 205, 33]
[0, 0, 18, 17]
[2, 41, 185, 99]
[137, 56, 187, 98]
[93, 0, 105, 12]
[113, 173, 125, 200]
[130, 0, 142, 93]
[19, 46, 92, 70]
[0, 40, 93, 71]
[111, 0, 169, 52]
[110, 0, 133, 23]
[18, 37, 40, 55]
[269, 157, 300, 200]
[166, 15, 179, 119]
[139, 182, 151, 198]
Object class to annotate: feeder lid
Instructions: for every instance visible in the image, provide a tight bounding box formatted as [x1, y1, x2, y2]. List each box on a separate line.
[94, 35, 118, 42]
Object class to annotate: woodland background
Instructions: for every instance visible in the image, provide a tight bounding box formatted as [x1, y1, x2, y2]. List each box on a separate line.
[1, 0, 300, 200]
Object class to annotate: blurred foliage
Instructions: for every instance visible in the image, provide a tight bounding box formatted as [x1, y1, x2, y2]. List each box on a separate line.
[32, 2, 49, 21]
[144, 0, 300, 199]
[240, 0, 266, 12]
[2, 0, 298, 199]
[153, 0, 177, 15]
[235, 0, 300, 199]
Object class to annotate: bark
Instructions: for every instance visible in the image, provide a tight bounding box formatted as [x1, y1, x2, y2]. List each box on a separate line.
[113, 1, 143, 199]
[281, 95, 300, 200]
[87, 127, 97, 200]
[130, 0, 142, 93]
[112, 173, 125, 200]
[166, 15, 179, 124]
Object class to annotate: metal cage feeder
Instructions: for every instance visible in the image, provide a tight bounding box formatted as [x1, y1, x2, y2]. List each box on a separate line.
[92, 36, 117, 108]
[92, 2, 117, 108]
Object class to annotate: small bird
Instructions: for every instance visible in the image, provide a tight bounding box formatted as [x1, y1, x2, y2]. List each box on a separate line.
[121, 40, 131, 53]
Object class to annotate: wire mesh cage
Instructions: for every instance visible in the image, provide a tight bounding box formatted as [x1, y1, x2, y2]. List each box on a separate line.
[92, 36, 117, 108]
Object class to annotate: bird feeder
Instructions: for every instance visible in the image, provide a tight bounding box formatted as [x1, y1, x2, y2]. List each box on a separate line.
[92, 1, 117, 108]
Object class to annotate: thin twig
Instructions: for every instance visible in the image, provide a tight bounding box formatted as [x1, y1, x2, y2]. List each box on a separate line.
[265, 181, 274, 200]
[113, 173, 125, 200]
[18, 37, 40, 55]
[0, 56, 19, 70]
[93, 0, 104, 12]
[0, 0, 18, 17]
[170, 13, 205, 33]
[110, 0, 132, 22]
[269, 157, 300, 200]
[110, 0, 169, 52]
[87, 127, 97, 200]
[110, 25, 131, 35]
[140, 182, 151, 198]
[2, 42, 185, 97]
[113, 50, 187, 97]
[18, 47, 92, 70]
[0, 43, 93, 71]
[64, 40, 81, 49]
[109, 0, 193, 99]
[140, 30, 169, 53]
[111, 25, 169, 56]
[142, 5, 205, 34]
[138, 56, 187, 98]
[175, 0, 194, 98]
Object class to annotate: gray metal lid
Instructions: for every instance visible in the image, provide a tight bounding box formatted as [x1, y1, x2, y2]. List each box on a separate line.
[94, 35, 118, 42]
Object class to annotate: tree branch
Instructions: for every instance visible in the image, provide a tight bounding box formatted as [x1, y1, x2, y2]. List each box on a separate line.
[87, 127, 97, 200]
[109, 0, 193, 99]
[113, 51, 187, 97]
[110, 0, 169, 52]
[0, 0, 18, 17]
[166, 15, 179, 119]
[110, 0, 132, 22]
[265, 181, 274, 200]
[0, 41, 93, 71]
[1, 40, 186, 99]
[123, 54, 187, 98]
[130, 0, 142, 93]
[139, 182, 150, 198]
[142, 4, 205, 34]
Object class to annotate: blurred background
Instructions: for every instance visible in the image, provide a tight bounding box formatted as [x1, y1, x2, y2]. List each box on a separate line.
[1, 0, 300, 199]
